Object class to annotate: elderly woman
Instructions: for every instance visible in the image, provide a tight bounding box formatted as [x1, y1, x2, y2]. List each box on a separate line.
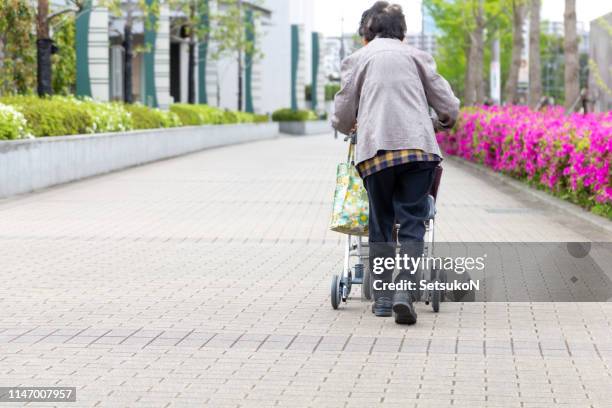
[332, 1, 459, 324]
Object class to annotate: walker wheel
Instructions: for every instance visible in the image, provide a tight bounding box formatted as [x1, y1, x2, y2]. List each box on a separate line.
[432, 286, 441, 313]
[330, 275, 341, 310]
[431, 269, 445, 313]
[362, 264, 372, 300]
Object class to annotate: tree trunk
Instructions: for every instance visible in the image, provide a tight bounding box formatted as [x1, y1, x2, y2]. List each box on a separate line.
[188, 40, 196, 104]
[236, 0, 243, 111]
[464, 0, 485, 106]
[187, 3, 196, 104]
[464, 39, 476, 106]
[36, 0, 53, 96]
[474, 0, 485, 104]
[505, 0, 526, 105]
[563, 0, 579, 110]
[237, 51, 243, 111]
[123, 23, 134, 104]
[528, 0, 542, 108]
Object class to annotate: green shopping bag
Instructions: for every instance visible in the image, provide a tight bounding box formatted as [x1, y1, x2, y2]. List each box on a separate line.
[329, 143, 369, 236]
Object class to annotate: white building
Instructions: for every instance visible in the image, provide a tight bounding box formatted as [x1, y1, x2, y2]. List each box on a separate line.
[541, 20, 589, 54]
[76, 0, 326, 114]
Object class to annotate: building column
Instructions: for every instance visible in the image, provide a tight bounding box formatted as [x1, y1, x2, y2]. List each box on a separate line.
[143, 1, 171, 108]
[179, 41, 189, 103]
[291, 24, 306, 111]
[76, 0, 109, 101]
[244, 8, 255, 113]
[199, 0, 218, 105]
[311, 32, 325, 114]
[197, 0, 210, 105]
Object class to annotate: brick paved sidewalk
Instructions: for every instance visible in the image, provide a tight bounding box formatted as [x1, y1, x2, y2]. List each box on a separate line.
[0, 134, 611, 407]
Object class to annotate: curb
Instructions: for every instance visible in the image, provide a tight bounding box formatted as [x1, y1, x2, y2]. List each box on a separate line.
[0, 123, 280, 199]
[446, 156, 612, 235]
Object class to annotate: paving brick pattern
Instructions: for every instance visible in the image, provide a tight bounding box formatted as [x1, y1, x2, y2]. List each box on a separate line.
[0, 134, 611, 407]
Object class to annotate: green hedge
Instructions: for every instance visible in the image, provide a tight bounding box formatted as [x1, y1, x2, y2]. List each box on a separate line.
[271, 108, 318, 122]
[0, 96, 133, 137]
[306, 84, 340, 102]
[125, 103, 181, 129]
[0, 96, 269, 139]
[170, 104, 268, 125]
[325, 83, 340, 101]
[170, 104, 225, 125]
[0, 102, 31, 140]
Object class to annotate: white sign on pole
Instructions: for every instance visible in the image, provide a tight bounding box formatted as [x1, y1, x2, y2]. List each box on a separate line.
[490, 38, 501, 104]
[518, 19, 530, 87]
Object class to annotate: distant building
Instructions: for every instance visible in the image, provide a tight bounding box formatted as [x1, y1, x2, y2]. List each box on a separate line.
[541, 20, 589, 54]
[323, 34, 360, 81]
[422, 6, 438, 36]
[540, 20, 590, 101]
[588, 12, 612, 112]
[74, 0, 326, 114]
[405, 34, 436, 56]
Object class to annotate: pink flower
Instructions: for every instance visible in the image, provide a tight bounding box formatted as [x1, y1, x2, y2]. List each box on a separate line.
[436, 106, 612, 208]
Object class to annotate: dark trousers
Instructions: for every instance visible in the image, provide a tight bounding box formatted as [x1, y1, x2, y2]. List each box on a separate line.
[363, 161, 438, 300]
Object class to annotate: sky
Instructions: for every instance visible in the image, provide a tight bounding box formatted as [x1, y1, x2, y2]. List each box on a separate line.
[312, 0, 612, 37]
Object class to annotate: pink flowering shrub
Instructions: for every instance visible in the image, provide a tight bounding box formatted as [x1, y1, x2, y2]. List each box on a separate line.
[437, 106, 612, 218]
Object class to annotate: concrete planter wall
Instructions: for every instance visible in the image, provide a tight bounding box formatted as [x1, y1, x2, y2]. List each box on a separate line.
[278, 120, 331, 136]
[0, 122, 279, 199]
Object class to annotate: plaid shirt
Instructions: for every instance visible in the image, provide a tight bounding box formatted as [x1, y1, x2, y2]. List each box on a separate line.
[357, 149, 441, 179]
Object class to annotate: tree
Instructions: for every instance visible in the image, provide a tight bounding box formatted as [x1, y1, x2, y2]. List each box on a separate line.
[463, 0, 486, 105]
[528, 0, 541, 108]
[540, 29, 564, 103]
[169, 0, 209, 104]
[563, 0, 579, 110]
[0, 0, 37, 95]
[210, 0, 262, 111]
[425, 0, 510, 106]
[424, 0, 468, 98]
[103, 0, 159, 104]
[51, 13, 77, 95]
[35, 0, 83, 97]
[36, 0, 52, 96]
[504, 0, 526, 104]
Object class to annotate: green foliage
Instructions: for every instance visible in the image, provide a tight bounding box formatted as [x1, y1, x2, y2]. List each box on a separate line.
[170, 103, 226, 125]
[307, 85, 339, 103]
[1, 95, 95, 136]
[229, 110, 268, 124]
[592, 203, 612, 220]
[51, 14, 77, 95]
[0, 0, 37, 95]
[168, 0, 209, 40]
[125, 104, 182, 129]
[170, 104, 266, 125]
[424, 0, 512, 101]
[85, 100, 133, 133]
[271, 109, 318, 122]
[251, 114, 270, 123]
[100, 0, 160, 55]
[210, 1, 264, 62]
[0, 98, 266, 138]
[0, 96, 133, 137]
[0, 102, 31, 140]
[325, 83, 340, 101]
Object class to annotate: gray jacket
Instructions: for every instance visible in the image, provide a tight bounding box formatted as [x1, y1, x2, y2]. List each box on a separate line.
[331, 38, 460, 164]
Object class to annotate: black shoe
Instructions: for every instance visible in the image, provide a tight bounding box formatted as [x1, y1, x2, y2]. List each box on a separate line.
[392, 292, 417, 325]
[372, 297, 392, 317]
